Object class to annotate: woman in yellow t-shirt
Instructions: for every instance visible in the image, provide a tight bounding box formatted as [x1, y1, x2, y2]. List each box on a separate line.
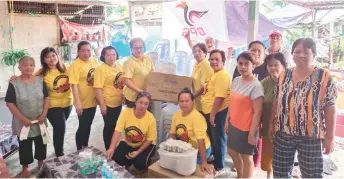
[169, 88, 215, 175]
[37, 47, 73, 157]
[93, 46, 124, 150]
[122, 38, 154, 109]
[195, 49, 231, 174]
[105, 92, 157, 170]
[191, 43, 213, 112]
[69, 41, 99, 150]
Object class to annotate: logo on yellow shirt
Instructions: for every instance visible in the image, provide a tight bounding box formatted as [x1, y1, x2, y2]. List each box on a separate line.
[87, 68, 95, 86]
[125, 126, 145, 143]
[203, 83, 209, 95]
[113, 72, 125, 90]
[176, 124, 189, 143]
[53, 75, 70, 93]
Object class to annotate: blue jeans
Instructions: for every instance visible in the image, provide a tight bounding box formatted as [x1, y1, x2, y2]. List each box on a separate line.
[202, 108, 228, 170]
[197, 146, 212, 164]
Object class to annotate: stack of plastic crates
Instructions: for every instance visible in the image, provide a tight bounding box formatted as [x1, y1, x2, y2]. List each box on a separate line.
[156, 102, 179, 145]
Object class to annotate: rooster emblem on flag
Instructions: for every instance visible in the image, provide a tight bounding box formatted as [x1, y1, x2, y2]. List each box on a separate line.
[176, 1, 208, 26]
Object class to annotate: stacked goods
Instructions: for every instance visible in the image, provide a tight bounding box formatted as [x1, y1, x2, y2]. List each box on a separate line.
[77, 151, 104, 176]
[160, 138, 193, 153]
[158, 139, 198, 176]
[101, 162, 120, 179]
[77, 157, 104, 176]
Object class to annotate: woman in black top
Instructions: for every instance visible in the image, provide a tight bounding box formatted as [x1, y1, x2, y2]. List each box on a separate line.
[232, 41, 268, 81]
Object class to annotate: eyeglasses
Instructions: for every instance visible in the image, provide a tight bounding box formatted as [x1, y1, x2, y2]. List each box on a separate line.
[132, 46, 144, 50]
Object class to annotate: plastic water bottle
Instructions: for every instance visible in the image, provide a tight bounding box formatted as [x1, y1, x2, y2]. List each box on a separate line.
[105, 165, 112, 179]
[101, 163, 107, 178]
[109, 169, 114, 178]
[112, 171, 119, 179]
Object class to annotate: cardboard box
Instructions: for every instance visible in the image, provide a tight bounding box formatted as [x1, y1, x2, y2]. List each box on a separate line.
[148, 161, 213, 178]
[146, 72, 193, 103]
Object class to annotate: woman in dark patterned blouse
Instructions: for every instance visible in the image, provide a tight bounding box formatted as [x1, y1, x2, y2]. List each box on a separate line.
[268, 38, 338, 178]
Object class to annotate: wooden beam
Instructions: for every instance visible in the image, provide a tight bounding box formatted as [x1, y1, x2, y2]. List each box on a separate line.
[247, 0, 260, 44]
[59, 14, 105, 18]
[13, 0, 106, 6]
[129, 1, 134, 37]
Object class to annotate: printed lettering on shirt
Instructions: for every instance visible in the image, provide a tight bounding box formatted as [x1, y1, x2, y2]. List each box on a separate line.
[53, 75, 70, 93]
[86, 68, 95, 86]
[125, 126, 145, 143]
[113, 72, 125, 90]
[176, 124, 189, 143]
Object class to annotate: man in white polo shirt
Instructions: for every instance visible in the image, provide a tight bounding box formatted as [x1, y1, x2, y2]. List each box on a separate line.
[266, 30, 294, 67]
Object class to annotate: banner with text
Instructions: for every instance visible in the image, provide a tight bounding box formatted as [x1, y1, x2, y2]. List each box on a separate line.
[162, 0, 229, 41]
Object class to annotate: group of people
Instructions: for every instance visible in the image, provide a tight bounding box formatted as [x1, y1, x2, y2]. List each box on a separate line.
[4, 29, 338, 179]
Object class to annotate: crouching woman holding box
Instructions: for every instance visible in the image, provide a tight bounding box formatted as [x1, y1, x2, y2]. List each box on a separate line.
[168, 88, 215, 175]
[105, 92, 157, 170]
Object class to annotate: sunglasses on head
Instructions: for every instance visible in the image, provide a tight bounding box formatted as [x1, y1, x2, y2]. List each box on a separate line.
[138, 91, 151, 98]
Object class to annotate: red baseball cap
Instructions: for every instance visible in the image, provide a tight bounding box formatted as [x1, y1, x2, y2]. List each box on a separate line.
[269, 30, 282, 37]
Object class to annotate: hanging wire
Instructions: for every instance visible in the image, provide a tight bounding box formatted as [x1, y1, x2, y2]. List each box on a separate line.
[9, 0, 14, 27]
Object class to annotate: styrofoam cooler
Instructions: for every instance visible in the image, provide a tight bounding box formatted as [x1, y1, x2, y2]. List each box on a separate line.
[158, 148, 198, 176]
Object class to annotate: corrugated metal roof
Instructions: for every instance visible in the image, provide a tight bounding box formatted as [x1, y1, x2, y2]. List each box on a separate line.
[284, 0, 344, 10]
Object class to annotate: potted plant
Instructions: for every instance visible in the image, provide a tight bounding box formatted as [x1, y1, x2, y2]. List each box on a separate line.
[1, 49, 29, 75]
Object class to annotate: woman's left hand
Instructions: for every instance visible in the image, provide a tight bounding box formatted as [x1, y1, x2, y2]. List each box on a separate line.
[323, 137, 334, 154]
[248, 133, 256, 145]
[37, 114, 46, 124]
[209, 115, 216, 127]
[126, 151, 139, 159]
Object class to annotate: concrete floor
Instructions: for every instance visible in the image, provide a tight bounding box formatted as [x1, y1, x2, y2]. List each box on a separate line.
[4, 107, 344, 178]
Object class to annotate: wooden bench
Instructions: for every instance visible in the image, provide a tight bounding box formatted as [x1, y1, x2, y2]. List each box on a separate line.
[148, 161, 213, 178]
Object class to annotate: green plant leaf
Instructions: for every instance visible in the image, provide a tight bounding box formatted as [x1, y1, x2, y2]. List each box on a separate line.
[1, 49, 29, 71]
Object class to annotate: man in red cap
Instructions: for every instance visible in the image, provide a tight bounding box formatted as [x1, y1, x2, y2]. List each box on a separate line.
[266, 30, 293, 67]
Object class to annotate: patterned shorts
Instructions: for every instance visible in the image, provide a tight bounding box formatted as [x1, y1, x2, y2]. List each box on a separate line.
[273, 132, 323, 178]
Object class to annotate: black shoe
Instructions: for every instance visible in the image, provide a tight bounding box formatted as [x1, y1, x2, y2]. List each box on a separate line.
[56, 152, 65, 158]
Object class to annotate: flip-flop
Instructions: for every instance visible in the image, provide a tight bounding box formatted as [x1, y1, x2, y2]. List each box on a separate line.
[324, 157, 338, 172]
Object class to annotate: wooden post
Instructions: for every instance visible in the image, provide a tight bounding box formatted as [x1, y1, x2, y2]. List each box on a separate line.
[56, 3, 60, 46]
[312, 9, 318, 40]
[247, 0, 260, 45]
[329, 21, 334, 68]
[128, 1, 134, 37]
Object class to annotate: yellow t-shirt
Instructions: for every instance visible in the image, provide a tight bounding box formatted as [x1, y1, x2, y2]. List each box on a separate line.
[191, 59, 213, 111]
[69, 58, 99, 108]
[201, 69, 231, 114]
[35, 68, 73, 108]
[115, 108, 157, 148]
[123, 55, 154, 102]
[170, 109, 211, 149]
[93, 62, 124, 108]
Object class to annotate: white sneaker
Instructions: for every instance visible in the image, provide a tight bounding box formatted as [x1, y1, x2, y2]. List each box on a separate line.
[214, 168, 227, 177]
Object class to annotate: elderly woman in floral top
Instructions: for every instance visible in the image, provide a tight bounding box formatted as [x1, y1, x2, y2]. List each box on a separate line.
[268, 38, 338, 178]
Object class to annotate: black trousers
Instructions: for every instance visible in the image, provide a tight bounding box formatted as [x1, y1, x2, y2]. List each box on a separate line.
[113, 141, 156, 170]
[18, 136, 47, 165]
[47, 105, 72, 157]
[102, 105, 122, 150]
[75, 107, 96, 150]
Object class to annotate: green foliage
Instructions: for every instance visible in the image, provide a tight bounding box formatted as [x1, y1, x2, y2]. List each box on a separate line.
[1, 49, 29, 75]
[333, 37, 344, 61]
[270, 1, 288, 8]
[60, 45, 69, 63]
[106, 5, 128, 18]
